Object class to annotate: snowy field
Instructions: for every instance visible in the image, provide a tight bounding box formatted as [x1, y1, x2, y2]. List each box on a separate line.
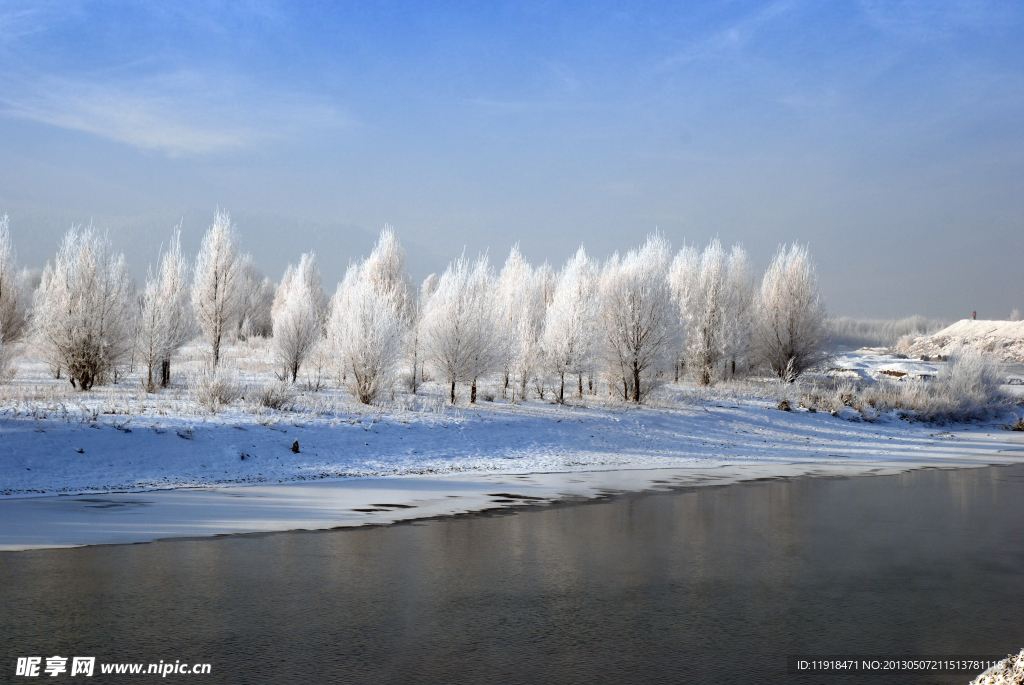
[2, 341, 1023, 550]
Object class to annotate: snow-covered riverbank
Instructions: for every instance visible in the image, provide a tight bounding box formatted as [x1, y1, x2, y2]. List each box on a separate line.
[5, 453, 1024, 551]
[4, 343, 1024, 550]
[3, 395, 1024, 550]
[4, 394, 1023, 499]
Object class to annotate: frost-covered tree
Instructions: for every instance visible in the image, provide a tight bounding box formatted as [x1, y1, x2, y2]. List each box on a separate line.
[671, 241, 757, 385]
[34, 226, 136, 390]
[235, 255, 273, 339]
[409, 273, 439, 389]
[421, 273, 439, 300]
[192, 211, 242, 367]
[535, 261, 557, 306]
[496, 246, 545, 401]
[599, 234, 678, 402]
[137, 228, 193, 390]
[668, 243, 699, 381]
[329, 273, 404, 403]
[422, 254, 499, 403]
[684, 240, 728, 386]
[464, 256, 500, 403]
[327, 228, 411, 403]
[0, 215, 29, 375]
[723, 244, 756, 378]
[403, 287, 423, 394]
[752, 243, 832, 381]
[542, 247, 599, 402]
[360, 225, 412, 311]
[273, 253, 326, 382]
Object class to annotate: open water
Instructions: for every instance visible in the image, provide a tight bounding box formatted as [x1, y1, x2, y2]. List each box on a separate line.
[2, 463, 1023, 684]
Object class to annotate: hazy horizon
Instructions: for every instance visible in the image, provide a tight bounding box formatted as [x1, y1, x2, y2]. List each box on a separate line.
[2, 1, 1022, 321]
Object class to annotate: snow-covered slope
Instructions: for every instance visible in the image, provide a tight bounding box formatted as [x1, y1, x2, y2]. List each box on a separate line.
[903, 320, 1024, 362]
[1, 396, 1021, 499]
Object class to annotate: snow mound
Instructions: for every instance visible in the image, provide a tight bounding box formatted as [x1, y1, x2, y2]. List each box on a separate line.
[970, 650, 1024, 685]
[902, 320, 1024, 363]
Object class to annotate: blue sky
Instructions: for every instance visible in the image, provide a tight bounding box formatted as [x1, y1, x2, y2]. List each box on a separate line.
[1, 0, 1022, 318]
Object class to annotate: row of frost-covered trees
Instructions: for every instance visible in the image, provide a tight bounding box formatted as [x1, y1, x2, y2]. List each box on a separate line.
[0, 211, 832, 403]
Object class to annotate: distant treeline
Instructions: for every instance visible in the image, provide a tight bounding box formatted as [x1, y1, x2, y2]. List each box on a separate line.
[829, 316, 949, 350]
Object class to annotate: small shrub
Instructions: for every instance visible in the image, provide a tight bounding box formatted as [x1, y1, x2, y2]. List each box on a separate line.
[941, 351, 1003, 408]
[894, 333, 917, 354]
[776, 398, 791, 412]
[823, 351, 1006, 423]
[256, 380, 297, 411]
[189, 371, 245, 413]
[0, 342, 17, 382]
[1010, 416, 1024, 431]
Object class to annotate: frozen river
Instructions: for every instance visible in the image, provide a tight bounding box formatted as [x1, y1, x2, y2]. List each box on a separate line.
[2, 464, 1023, 683]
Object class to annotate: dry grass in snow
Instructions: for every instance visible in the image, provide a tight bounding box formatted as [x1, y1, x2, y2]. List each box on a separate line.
[0, 338, 1020, 428]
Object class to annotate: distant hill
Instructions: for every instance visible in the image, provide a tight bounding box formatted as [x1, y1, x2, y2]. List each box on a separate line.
[901, 320, 1024, 363]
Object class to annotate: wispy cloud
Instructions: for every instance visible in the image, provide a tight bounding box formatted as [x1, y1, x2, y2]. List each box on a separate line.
[0, 1, 346, 156]
[0, 71, 351, 156]
[858, 0, 1015, 41]
[0, 1, 71, 43]
[658, 0, 798, 69]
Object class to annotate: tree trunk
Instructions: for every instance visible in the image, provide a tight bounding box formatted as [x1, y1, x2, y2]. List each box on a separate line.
[632, 365, 641, 403]
[471, 379, 477, 404]
[212, 335, 221, 368]
[578, 373, 583, 398]
[411, 348, 418, 395]
[147, 365, 154, 392]
[161, 359, 171, 387]
[558, 373, 565, 404]
[450, 380, 456, 405]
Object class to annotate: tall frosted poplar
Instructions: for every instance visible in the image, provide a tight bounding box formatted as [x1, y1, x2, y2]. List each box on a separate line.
[542, 247, 599, 402]
[34, 226, 136, 390]
[599, 234, 678, 402]
[192, 211, 241, 367]
[273, 252, 326, 382]
[138, 228, 193, 389]
[753, 243, 832, 381]
[327, 227, 410, 403]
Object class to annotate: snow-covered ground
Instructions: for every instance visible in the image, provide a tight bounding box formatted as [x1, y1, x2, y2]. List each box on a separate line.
[824, 349, 945, 381]
[2, 342, 1023, 550]
[903, 319, 1024, 363]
